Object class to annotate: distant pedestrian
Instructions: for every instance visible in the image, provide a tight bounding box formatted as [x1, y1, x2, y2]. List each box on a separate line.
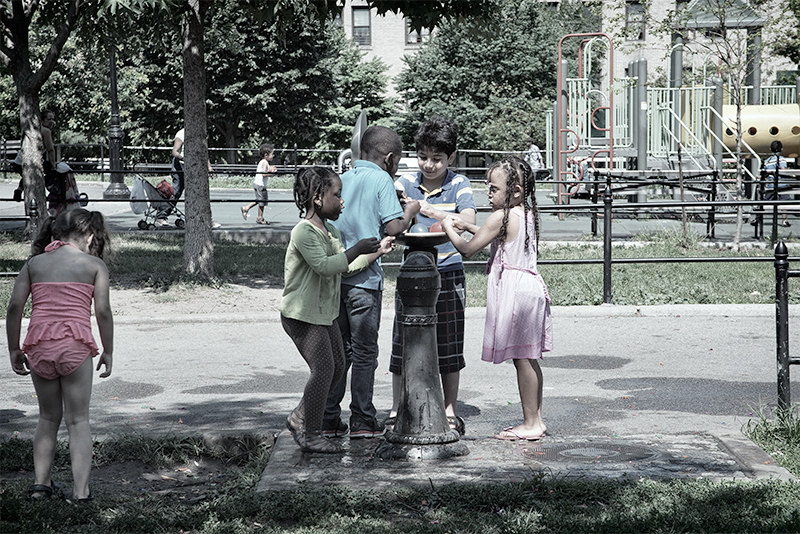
[442, 156, 551, 441]
[525, 137, 543, 170]
[6, 208, 114, 501]
[242, 143, 277, 225]
[280, 167, 394, 453]
[158, 126, 220, 228]
[763, 151, 791, 227]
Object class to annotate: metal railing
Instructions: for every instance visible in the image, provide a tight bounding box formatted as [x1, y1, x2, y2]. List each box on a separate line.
[774, 241, 800, 410]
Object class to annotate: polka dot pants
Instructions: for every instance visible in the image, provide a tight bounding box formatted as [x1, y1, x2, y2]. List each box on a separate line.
[281, 315, 345, 432]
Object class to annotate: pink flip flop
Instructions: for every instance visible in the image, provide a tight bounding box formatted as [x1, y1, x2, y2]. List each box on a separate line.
[493, 426, 545, 441]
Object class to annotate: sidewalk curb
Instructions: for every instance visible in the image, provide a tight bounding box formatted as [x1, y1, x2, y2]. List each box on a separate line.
[713, 433, 798, 482]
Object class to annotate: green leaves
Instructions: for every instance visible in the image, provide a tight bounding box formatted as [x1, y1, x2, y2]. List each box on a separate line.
[396, 0, 595, 151]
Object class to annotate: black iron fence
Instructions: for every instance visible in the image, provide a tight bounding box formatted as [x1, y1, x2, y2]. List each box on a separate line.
[774, 241, 800, 410]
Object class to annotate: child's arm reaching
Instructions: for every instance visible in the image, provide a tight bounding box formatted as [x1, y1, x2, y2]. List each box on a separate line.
[442, 211, 504, 259]
[361, 236, 395, 264]
[6, 263, 31, 376]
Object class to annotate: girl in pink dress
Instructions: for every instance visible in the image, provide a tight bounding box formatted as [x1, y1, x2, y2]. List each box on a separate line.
[6, 208, 114, 501]
[442, 156, 551, 441]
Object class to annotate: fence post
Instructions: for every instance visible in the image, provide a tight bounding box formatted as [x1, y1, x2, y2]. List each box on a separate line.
[707, 170, 717, 238]
[603, 172, 612, 304]
[591, 178, 598, 237]
[775, 240, 791, 411]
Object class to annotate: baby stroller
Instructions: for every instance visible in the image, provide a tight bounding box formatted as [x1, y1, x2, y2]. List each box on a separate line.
[130, 175, 185, 230]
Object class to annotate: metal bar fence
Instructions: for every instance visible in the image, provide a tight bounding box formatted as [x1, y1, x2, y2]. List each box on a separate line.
[773, 241, 800, 411]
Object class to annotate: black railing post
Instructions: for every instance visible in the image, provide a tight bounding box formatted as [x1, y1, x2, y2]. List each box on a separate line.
[603, 173, 613, 304]
[708, 170, 717, 238]
[591, 177, 598, 237]
[775, 241, 791, 411]
[772, 161, 780, 245]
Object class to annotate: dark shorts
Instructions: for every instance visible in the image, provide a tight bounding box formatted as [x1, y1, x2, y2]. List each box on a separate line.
[253, 184, 269, 206]
[764, 190, 790, 201]
[390, 269, 466, 375]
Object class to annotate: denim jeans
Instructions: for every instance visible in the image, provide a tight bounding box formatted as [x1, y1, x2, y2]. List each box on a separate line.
[324, 285, 382, 422]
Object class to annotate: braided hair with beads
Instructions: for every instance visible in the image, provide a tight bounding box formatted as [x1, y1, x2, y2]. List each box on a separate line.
[292, 166, 339, 218]
[487, 156, 539, 253]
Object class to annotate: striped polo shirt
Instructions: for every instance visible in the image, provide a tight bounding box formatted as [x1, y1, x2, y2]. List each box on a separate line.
[394, 170, 476, 272]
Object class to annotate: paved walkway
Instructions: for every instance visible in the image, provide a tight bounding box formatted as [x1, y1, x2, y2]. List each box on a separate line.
[2, 180, 798, 488]
[1, 180, 792, 244]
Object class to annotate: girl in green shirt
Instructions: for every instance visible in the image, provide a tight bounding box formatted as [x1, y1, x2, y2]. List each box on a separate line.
[280, 167, 394, 453]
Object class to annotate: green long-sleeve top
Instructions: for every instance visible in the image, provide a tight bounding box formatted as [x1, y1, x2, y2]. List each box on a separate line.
[279, 219, 370, 325]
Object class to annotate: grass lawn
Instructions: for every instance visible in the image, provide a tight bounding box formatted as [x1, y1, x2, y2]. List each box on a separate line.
[1, 422, 799, 533]
[2, 229, 800, 533]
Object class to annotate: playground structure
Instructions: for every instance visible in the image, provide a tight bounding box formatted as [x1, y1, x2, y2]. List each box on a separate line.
[547, 31, 800, 211]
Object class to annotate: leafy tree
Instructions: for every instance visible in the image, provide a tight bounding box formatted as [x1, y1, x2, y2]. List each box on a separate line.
[1, 0, 83, 234]
[175, 0, 497, 278]
[770, 0, 800, 67]
[395, 0, 596, 152]
[318, 28, 397, 152]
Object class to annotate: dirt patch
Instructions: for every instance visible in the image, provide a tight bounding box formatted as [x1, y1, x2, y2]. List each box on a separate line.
[2, 434, 276, 501]
[3, 458, 241, 502]
[110, 275, 285, 317]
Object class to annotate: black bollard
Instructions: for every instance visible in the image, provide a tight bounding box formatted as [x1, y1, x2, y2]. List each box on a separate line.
[377, 243, 469, 460]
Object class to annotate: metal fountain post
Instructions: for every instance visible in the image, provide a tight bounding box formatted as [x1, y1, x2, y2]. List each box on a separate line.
[377, 235, 469, 460]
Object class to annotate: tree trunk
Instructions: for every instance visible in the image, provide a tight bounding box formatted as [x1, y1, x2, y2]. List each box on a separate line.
[17, 85, 48, 244]
[181, 0, 215, 279]
[3, 0, 81, 246]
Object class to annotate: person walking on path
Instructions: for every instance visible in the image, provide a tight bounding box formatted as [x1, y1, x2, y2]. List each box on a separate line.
[6, 208, 114, 501]
[241, 143, 276, 225]
[525, 137, 543, 170]
[158, 127, 220, 228]
[280, 167, 394, 453]
[442, 156, 551, 441]
[387, 116, 475, 436]
[322, 126, 420, 439]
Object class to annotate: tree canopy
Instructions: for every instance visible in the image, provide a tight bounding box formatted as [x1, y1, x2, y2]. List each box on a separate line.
[395, 0, 597, 152]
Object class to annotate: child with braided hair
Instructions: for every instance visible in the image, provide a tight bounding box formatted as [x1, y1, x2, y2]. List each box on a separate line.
[442, 156, 551, 441]
[280, 166, 395, 453]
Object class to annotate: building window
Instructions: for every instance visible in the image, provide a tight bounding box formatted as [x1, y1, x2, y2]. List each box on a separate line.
[332, 10, 342, 27]
[353, 7, 371, 46]
[406, 19, 430, 45]
[625, 1, 645, 41]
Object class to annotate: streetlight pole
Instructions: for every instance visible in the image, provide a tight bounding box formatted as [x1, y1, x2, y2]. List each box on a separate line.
[104, 42, 129, 200]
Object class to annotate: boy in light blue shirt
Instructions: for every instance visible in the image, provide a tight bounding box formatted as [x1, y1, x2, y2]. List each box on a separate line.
[323, 126, 420, 438]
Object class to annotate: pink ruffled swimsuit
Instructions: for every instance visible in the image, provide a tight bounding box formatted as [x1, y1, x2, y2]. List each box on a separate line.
[21, 241, 99, 379]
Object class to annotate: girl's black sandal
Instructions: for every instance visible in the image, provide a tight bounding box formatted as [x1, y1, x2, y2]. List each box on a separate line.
[27, 481, 65, 500]
[28, 484, 54, 500]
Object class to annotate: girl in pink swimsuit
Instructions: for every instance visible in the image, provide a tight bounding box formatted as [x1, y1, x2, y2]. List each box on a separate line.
[443, 156, 551, 442]
[6, 208, 113, 501]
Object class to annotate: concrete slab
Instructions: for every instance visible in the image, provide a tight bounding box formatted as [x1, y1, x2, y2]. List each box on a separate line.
[257, 429, 795, 493]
